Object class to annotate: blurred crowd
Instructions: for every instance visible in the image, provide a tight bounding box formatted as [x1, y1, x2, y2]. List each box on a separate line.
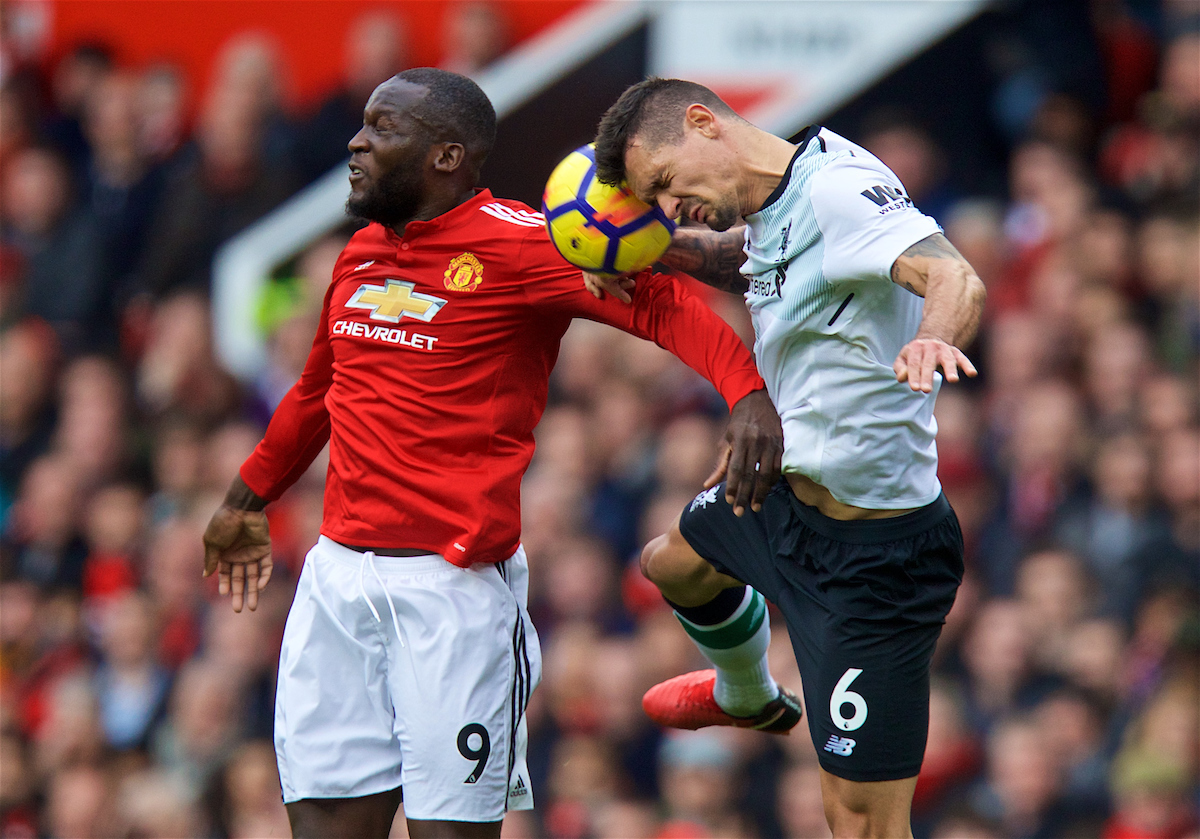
[1, 2, 1197, 838]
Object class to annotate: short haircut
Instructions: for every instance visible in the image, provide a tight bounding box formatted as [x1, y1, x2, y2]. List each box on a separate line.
[395, 67, 497, 175]
[593, 77, 738, 186]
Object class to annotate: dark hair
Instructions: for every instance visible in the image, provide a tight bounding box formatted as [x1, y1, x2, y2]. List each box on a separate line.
[394, 67, 496, 177]
[593, 77, 738, 186]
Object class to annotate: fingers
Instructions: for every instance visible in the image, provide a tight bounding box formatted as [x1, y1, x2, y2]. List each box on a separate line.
[244, 562, 260, 612]
[724, 440, 755, 517]
[895, 341, 978, 392]
[203, 543, 219, 578]
[258, 555, 274, 592]
[583, 272, 604, 299]
[230, 562, 245, 613]
[704, 447, 732, 489]
[750, 445, 783, 513]
[955, 347, 978, 378]
[582, 271, 635, 303]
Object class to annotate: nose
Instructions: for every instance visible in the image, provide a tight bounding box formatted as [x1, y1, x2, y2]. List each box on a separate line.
[657, 194, 681, 221]
[348, 126, 368, 153]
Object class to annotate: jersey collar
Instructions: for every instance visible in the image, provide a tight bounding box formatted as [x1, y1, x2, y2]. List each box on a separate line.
[755, 126, 823, 214]
[383, 188, 495, 245]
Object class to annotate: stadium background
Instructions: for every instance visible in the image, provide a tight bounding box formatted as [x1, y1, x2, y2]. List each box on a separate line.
[0, 1, 1197, 837]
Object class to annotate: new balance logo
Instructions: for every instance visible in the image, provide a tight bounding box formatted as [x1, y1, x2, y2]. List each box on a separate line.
[823, 735, 856, 756]
[689, 486, 720, 511]
[510, 776, 528, 797]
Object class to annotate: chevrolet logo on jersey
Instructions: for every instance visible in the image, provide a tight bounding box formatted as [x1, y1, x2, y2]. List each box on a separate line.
[346, 279, 447, 323]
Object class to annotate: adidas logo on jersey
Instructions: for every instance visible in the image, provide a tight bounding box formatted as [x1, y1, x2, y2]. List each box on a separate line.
[481, 203, 544, 228]
[510, 776, 528, 797]
[823, 734, 857, 756]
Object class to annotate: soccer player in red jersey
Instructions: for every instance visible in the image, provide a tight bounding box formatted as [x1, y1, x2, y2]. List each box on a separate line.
[201, 68, 782, 839]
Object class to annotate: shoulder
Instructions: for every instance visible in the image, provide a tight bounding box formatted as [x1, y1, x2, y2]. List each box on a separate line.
[475, 196, 546, 233]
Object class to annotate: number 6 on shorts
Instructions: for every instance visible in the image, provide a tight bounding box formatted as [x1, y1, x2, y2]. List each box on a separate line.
[830, 668, 868, 732]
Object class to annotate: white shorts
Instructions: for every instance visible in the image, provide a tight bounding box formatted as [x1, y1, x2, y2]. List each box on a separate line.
[274, 536, 541, 821]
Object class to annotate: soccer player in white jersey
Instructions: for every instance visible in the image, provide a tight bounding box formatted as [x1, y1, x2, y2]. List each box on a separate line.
[588, 78, 986, 838]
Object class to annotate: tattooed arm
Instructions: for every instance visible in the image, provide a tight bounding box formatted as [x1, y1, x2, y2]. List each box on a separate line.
[659, 226, 749, 293]
[890, 232, 987, 393]
[582, 226, 748, 302]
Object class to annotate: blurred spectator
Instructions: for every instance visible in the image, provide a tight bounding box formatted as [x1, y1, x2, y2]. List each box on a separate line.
[44, 763, 112, 839]
[92, 590, 169, 751]
[42, 42, 113, 171]
[439, 1, 510, 79]
[136, 62, 188, 166]
[0, 145, 107, 351]
[2, 453, 88, 590]
[657, 730, 744, 838]
[299, 10, 408, 182]
[862, 113, 962, 222]
[130, 74, 299, 298]
[0, 318, 58, 518]
[152, 658, 243, 795]
[967, 713, 1072, 838]
[1103, 748, 1199, 839]
[214, 739, 291, 839]
[81, 70, 166, 325]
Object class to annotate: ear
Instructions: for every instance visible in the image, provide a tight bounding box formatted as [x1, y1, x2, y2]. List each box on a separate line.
[432, 142, 466, 173]
[684, 104, 719, 139]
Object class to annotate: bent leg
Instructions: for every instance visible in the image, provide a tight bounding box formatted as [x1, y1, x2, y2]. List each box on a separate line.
[640, 516, 743, 606]
[819, 770, 917, 839]
[287, 789, 403, 839]
[642, 511, 783, 718]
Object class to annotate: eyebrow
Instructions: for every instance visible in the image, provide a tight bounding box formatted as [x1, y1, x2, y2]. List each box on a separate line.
[634, 171, 664, 205]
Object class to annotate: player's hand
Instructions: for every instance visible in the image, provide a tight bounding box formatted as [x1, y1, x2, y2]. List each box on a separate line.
[583, 271, 636, 304]
[709, 389, 783, 517]
[202, 505, 273, 613]
[893, 338, 977, 393]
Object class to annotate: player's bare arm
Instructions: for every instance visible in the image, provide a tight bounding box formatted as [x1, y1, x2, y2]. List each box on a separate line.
[890, 232, 986, 393]
[202, 474, 273, 613]
[660, 226, 749, 293]
[584, 226, 747, 303]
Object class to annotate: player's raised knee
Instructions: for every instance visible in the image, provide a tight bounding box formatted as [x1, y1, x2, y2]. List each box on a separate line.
[640, 534, 670, 581]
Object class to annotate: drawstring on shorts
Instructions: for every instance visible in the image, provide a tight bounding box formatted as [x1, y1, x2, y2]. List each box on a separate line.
[358, 550, 406, 647]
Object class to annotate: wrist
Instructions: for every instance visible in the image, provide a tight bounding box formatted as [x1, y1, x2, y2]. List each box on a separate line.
[224, 476, 268, 512]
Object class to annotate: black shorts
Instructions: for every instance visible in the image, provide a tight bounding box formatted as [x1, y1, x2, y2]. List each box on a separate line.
[679, 480, 963, 782]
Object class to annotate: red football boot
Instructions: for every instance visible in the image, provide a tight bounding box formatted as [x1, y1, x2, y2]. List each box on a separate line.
[642, 669, 804, 734]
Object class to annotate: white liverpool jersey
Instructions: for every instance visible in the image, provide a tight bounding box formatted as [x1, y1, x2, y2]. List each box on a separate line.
[742, 127, 943, 509]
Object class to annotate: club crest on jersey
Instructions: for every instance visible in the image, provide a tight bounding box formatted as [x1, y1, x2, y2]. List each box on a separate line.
[443, 252, 484, 292]
[346, 279, 447, 323]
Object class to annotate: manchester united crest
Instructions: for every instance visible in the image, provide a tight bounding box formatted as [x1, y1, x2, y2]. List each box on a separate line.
[443, 252, 484, 292]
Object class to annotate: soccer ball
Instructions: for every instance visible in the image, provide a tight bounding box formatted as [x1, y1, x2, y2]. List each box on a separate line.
[542, 144, 676, 277]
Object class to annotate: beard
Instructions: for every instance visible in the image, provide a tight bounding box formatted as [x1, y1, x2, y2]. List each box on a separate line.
[346, 163, 425, 226]
[706, 200, 741, 232]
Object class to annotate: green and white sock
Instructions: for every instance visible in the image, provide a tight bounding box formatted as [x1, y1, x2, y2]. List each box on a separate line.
[673, 587, 778, 717]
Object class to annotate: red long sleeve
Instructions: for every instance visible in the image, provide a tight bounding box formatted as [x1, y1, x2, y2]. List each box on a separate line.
[239, 285, 335, 502]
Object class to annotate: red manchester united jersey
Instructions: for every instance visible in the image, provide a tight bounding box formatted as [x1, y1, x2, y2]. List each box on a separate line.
[240, 189, 765, 566]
